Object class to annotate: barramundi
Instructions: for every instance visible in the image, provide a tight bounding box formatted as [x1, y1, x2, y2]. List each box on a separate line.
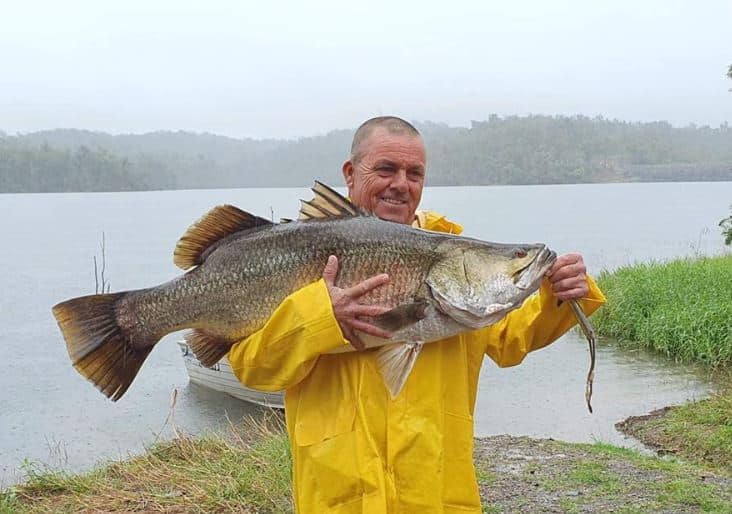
[52, 182, 557, 401]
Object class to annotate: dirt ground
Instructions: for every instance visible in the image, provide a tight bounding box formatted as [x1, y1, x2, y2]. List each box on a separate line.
[474, 434, 731, 513]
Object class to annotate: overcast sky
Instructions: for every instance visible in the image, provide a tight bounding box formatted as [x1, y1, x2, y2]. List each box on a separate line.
[1, 0, 730, 139]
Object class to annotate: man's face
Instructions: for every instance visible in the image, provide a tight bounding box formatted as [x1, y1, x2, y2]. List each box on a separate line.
[342, 128, 426, 225]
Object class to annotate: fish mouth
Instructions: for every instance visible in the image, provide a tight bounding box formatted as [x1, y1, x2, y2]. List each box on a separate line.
[513, 246, 557, 289]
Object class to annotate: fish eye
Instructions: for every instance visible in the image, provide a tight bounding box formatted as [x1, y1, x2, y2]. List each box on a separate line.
[514, 249, 527, 258]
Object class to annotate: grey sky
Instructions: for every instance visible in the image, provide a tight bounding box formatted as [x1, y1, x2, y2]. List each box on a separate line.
[1, 0, 730, 139]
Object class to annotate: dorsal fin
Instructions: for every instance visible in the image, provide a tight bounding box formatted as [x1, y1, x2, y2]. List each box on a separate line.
[299, 199, 333, 219]
[174, 205, 272, 270]
[298, 181, 366, 220]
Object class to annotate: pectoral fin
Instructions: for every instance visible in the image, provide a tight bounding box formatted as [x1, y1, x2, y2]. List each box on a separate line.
[371, 301, 429, 332]
[376, 342, 423, 398]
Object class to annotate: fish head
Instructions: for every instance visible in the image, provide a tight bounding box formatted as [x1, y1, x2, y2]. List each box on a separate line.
[427, 240, 556, 328]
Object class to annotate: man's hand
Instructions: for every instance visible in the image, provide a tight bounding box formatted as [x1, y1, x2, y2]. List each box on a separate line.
[322, 255, 393, 351]
[545, 253, 589, 301]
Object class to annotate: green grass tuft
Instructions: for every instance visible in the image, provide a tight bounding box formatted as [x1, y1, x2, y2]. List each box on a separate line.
[659, 479, 730, 511]
[594, 255, 732, 367]
[625, 389, 732, 471]
[1, 414, 293, 513]
[568, 462, 624, 493]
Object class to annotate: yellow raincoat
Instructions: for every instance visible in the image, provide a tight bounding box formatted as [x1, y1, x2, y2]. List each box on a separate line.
[228, 211, 606, 514]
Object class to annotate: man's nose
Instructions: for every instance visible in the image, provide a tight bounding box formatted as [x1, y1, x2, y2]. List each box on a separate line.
[390, 169, 409, 192]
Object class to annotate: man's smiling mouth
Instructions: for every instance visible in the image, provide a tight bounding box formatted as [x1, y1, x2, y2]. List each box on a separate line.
[380, 197, 406, 206]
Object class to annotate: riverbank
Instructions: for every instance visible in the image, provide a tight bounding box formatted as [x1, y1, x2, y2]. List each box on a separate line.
[616, 384, 731, 470]
[593, 254, 731, 476]
[2, 417, 730, 514]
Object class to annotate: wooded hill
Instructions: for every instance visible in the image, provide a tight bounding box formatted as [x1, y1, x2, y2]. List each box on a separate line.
[2, 115, 731, 193]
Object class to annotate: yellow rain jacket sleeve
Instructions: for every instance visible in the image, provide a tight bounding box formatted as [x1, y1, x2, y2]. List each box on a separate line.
[228, 278, 349, 391]
[227, 211, 605, 514]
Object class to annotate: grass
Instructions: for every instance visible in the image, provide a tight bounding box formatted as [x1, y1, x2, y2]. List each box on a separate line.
[568, 461, 624, 493]
[475, 460, 498, 486]
[1, 414, 292, 513]
[593, 254, 732, 368]
[665, 389, 732, 469]
[538, 459, 625, 501]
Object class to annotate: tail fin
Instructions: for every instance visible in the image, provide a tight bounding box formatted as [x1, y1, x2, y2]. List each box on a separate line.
[52, 293, 153, 401]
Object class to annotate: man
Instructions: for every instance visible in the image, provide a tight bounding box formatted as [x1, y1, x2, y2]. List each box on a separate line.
[228, 116, 605, 513]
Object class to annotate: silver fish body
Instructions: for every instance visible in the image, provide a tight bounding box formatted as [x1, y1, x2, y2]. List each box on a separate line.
[52, 183, 556, 400]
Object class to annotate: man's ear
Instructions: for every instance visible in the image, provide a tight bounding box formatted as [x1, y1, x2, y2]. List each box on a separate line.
[342, 159, 354, 189]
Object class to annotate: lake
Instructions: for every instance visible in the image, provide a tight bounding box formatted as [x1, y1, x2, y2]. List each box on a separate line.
[1, 181, 730, 487]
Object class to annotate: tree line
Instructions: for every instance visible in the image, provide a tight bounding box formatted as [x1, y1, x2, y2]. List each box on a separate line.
[1, 115, 731, 193]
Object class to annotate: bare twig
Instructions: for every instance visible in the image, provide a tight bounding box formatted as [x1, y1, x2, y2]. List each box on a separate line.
[154, 388, 181, 443]
[100, 232, 109, 293]
[93, 256, 99, 294]
[92, 232, 111, 294]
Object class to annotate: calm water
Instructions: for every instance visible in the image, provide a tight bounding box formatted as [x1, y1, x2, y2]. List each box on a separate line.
[1, 182, 730, 486]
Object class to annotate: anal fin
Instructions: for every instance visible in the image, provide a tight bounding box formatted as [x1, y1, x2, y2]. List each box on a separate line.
[376, 342, 423, 398]
[185, 330, 234, 367]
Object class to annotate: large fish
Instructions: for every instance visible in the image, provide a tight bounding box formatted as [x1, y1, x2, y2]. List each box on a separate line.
[52, 182, 556, 401]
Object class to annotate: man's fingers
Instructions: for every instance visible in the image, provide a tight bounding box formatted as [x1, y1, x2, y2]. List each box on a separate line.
[553, 287, 588, 301]
[548, 263, 583, 282]
[551, 253, 584, 273]
[324, 261, 392, 347]
[556, 253, 581, 266]
[322, 255, 338, 286]
[547, 253, 582, 276]
[349, 319, 393, 340]
[552, 275, 587, 293]
[552, 273, 586, 288]
[352, 304, 393, 318]
[546, 253, 589, 300]
[345, 273, 390, 298]
[342, 328, 365, 351]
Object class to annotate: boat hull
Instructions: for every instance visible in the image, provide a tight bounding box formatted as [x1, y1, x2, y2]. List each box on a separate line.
[178, 341, 284, 409]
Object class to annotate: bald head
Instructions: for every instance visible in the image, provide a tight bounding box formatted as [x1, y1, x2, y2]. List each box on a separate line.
[350, 116, 421, 163]
[342, 116, 426, 224]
